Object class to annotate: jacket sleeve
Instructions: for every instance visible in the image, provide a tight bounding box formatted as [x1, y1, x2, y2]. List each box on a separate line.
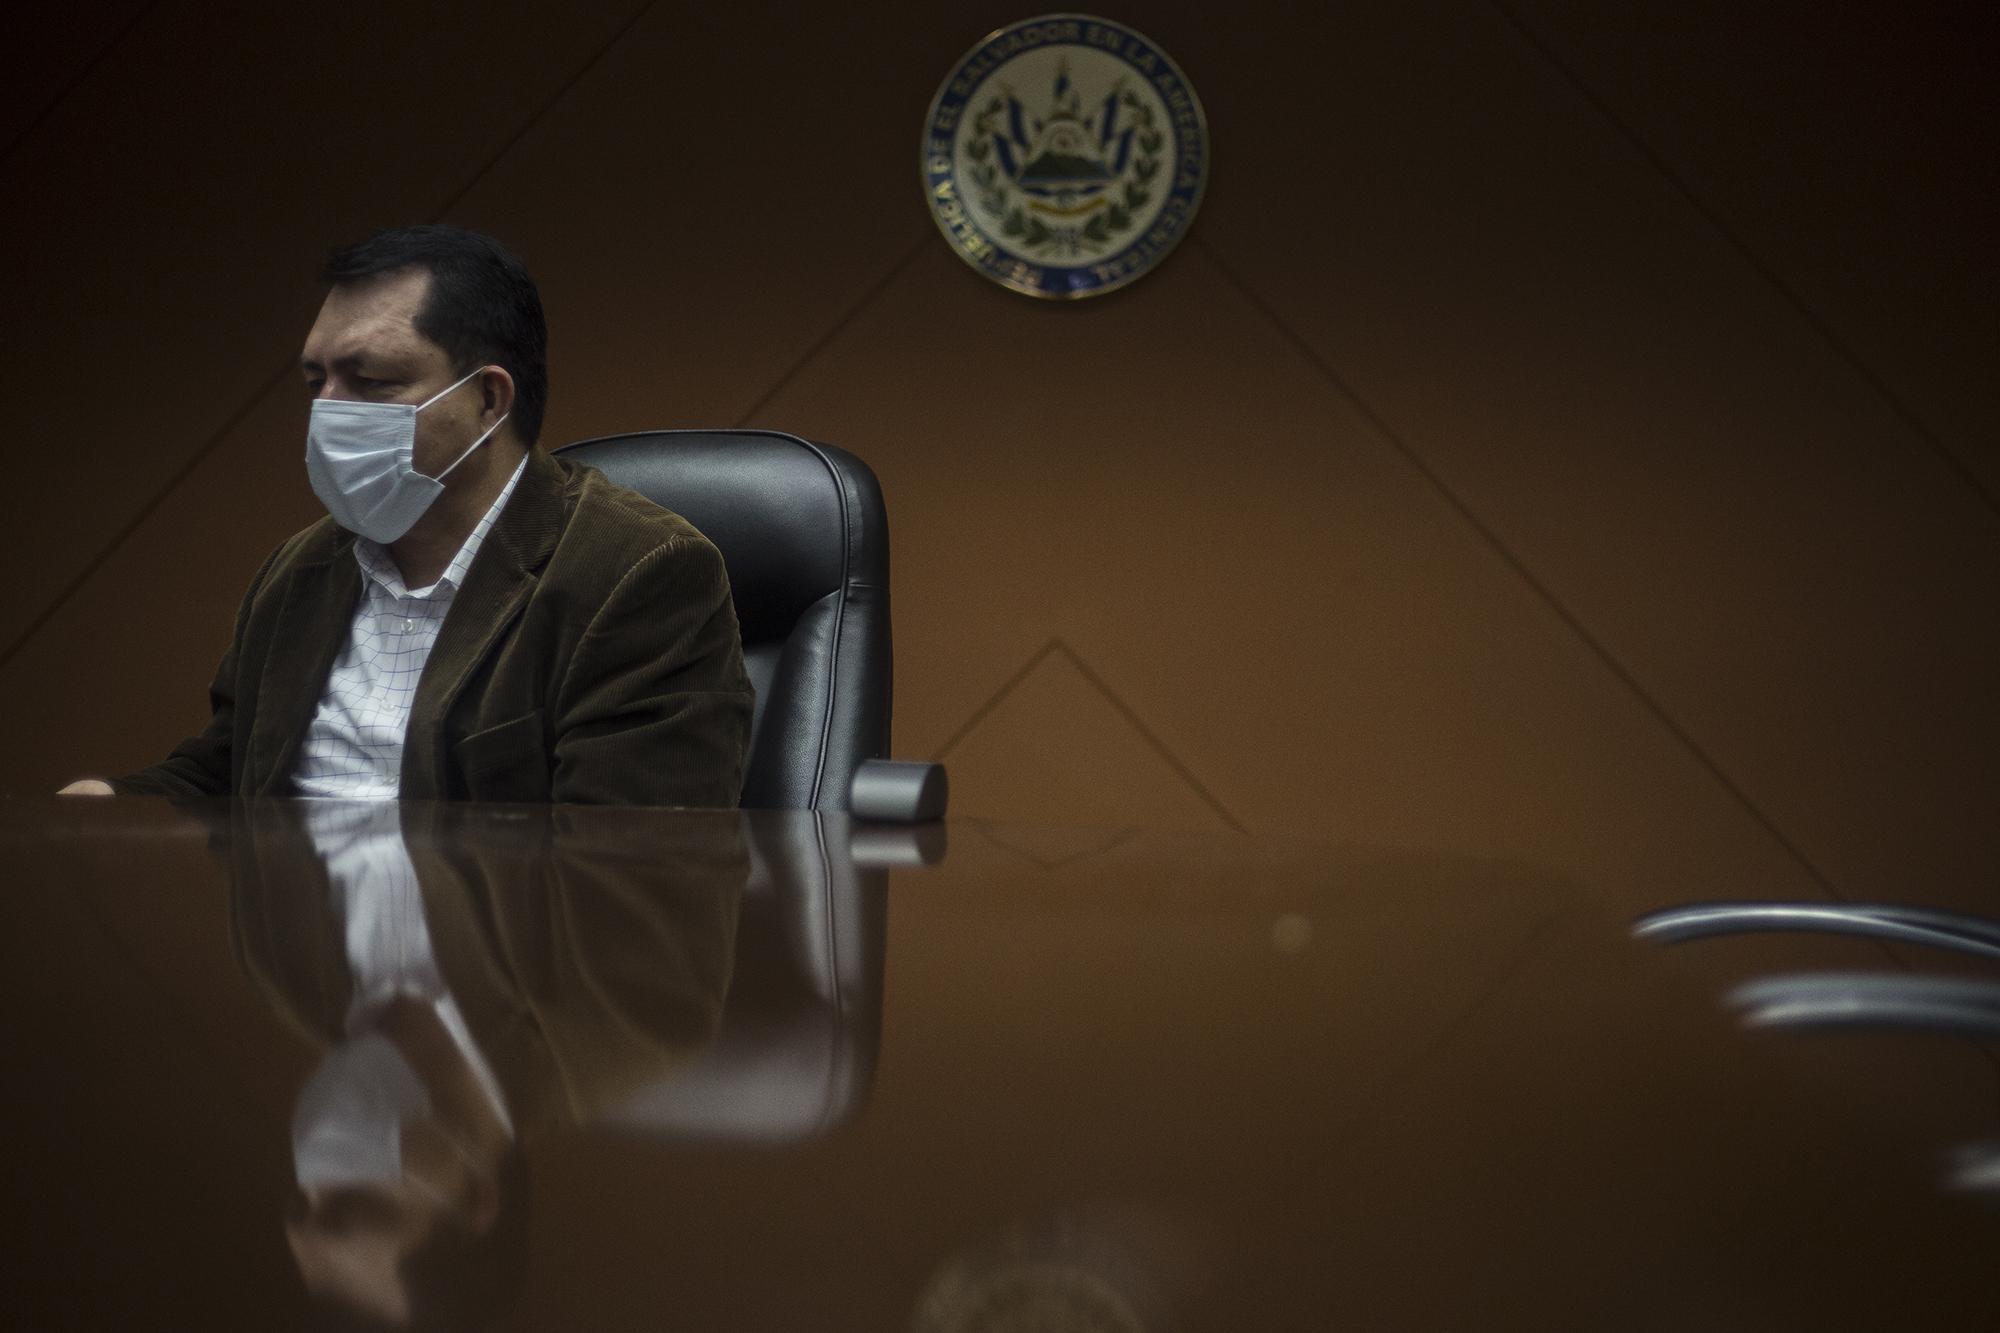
[108, 545, 283, 798]
[549, 533, 753, 807]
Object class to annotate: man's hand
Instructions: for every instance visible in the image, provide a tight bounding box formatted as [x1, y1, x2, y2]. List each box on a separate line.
[57, 779, 115, 797]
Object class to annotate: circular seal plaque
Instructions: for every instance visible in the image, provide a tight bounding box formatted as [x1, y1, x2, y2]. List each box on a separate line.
[922, 14, 1209, 299]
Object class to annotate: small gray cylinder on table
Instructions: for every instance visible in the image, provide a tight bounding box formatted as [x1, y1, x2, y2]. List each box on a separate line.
[850, 760, 949, 823]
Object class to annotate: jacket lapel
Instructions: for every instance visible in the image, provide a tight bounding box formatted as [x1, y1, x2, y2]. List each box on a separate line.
[402, 448, 568, 796]
[250, 536, 361, 795]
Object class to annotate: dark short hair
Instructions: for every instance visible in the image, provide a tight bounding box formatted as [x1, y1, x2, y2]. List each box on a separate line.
[321, 225, 549, 446]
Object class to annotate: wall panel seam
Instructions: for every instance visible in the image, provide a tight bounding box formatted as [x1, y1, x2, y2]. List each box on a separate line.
[731, 230, 936, 429]
[0, 0, 165, 171]
[1189, 232, 1849, 901]
[1484, 0, 2000, 522]
[930, 636, 1248, 835]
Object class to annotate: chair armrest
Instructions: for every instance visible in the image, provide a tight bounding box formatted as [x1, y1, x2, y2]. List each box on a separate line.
[850, 759, 949, 823]
[1632, 901, 2000, 963]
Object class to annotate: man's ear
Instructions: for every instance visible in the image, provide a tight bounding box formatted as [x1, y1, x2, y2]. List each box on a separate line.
[479, 366, 517, 428]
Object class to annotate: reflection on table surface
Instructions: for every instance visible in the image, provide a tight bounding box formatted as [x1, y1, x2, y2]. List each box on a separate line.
[1, 797, 1996, 1330]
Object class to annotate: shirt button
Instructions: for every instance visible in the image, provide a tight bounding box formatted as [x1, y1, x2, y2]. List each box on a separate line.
[403, 618, 415, 632]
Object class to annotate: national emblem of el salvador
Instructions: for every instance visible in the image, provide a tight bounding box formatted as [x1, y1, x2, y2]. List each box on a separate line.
[922, 15, 1210, 299]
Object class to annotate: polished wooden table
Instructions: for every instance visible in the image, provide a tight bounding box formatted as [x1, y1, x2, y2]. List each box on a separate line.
[2, 798, 1995, 1329]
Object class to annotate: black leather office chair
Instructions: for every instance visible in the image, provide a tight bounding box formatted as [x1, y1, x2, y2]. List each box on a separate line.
[554, 429, 941, 816]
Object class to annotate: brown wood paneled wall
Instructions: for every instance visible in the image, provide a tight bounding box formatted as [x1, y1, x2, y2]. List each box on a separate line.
[3, 0, 1992, 915]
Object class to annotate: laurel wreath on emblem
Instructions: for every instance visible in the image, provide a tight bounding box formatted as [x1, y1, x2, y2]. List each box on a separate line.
[964, 91, 1163, 256]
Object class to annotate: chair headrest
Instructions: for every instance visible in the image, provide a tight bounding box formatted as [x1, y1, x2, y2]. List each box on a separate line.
[554, 430, 888, 644]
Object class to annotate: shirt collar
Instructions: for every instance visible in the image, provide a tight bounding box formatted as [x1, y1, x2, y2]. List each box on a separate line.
[352, 451, 532, 599]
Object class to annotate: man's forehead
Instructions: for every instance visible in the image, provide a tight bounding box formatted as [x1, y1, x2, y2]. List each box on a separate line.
[301, 269, 437, 366]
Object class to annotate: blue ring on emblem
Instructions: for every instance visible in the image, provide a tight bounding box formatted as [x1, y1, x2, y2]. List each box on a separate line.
[921, 14, 1210, 299]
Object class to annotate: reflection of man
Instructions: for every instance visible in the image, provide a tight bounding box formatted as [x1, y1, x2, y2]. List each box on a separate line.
[288, 1000, 526, 1330]
[230, 800, 744, 1328]
[282, 801, 527, 1329]
[63, 225, 750, 805]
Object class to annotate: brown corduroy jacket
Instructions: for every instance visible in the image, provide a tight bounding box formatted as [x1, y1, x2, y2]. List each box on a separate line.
[112, 447, 752, 806]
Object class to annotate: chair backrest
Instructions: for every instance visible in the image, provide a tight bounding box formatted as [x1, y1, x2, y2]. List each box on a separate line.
[552, 429, 891, 810]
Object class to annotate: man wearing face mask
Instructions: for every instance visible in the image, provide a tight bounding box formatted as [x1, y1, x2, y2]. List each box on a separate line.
[61, 225, 751, 805]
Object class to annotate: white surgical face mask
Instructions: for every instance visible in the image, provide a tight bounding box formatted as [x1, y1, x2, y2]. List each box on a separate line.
[305, 366, 510, 544]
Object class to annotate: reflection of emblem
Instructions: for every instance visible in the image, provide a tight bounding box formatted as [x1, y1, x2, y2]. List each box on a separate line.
[922, 15, 1209, 299]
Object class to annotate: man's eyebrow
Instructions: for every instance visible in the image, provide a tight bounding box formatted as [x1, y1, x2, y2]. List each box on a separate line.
[299, 353, 369, 374]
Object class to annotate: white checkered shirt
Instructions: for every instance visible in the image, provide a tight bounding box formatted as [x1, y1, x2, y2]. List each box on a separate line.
[302, 799, 516, 1135]
[292, 454, 530, 799]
